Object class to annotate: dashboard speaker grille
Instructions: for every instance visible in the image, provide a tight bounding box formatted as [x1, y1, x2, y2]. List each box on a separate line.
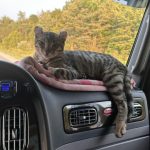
[2, 107, 29, 150]
[69, 107, 97, 127]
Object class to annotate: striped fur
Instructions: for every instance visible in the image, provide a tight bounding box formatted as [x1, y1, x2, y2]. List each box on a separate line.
[34, 26, 133, 138]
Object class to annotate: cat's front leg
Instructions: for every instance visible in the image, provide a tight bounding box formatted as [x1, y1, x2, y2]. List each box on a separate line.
[49, 67, 79, 80]
[115, 101, 128, 137]
[103, 73, 128, 137]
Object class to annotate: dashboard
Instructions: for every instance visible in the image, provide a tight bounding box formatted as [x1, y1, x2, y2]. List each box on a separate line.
[0, 60, 149, 150]
[0, 61, 40, 150]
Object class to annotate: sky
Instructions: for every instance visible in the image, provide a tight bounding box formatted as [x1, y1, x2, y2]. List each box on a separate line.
[0, 0, 68, 20]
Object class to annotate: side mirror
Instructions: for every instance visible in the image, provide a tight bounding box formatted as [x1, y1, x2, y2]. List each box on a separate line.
[114, 0, 149, 8]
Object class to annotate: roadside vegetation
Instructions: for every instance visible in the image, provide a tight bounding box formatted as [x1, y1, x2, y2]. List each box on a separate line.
[0, 0, 144, 63]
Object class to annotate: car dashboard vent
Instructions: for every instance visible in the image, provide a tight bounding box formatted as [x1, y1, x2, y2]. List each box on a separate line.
[63, 101, 112, 133]
[69, 107, 97, 127]
[2, 107, 29, 150]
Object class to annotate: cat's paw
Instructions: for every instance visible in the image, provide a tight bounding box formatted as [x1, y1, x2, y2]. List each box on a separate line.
[115, 121, 127, 138]
[53, 68, 66, 79]
[53, 68, 71, 80]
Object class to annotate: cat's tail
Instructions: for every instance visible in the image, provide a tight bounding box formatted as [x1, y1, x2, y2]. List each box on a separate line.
[124, 71, 133, 118]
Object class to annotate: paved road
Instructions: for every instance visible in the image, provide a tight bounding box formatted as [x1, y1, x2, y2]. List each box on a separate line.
[0, 54, 9, 61]
[0, 52, 16, 62]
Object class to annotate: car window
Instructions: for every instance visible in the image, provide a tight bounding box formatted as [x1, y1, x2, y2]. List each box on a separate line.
[0, 0, 146, 64]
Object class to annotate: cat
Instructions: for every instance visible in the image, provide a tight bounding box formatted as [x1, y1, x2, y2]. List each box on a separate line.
[33, 26, 133, 138]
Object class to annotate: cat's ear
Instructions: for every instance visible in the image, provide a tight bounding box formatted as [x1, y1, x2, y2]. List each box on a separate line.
[34, 26, 43, 36]
[59, 31, 67, 42]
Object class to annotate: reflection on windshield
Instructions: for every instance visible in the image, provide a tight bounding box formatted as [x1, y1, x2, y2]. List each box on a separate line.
[0, 0, 145, 64]
[115, 0, 148, 8]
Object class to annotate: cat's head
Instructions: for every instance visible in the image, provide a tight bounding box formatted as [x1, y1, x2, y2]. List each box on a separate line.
[34, 26, 67, 56]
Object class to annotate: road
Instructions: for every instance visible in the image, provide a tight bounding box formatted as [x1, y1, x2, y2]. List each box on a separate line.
[0, 52, 16, 62]
[0, 54, 8, 61]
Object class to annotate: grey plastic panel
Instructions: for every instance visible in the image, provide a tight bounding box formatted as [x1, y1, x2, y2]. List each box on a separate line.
[57, 127, 149, 150]
[0, 61, 149, 150]
[37, 83, 149, 150]
[96, 136, 149, 150]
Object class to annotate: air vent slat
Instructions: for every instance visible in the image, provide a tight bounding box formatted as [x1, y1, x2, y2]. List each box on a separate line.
[2, 107, 29, 150]
[19, 109, 21, 150]
[8, 110, 10, 150]
[69, 107, 97, 128]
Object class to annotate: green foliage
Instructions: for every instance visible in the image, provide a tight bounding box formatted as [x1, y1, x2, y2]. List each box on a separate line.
[0, 0, 145, 63]
[17, 11, 26, 22]
[29, 15, 39, 24]
[1, 16, 14, 24]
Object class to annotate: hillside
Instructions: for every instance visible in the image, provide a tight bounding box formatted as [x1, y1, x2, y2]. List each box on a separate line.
[0, 0, 144, 63]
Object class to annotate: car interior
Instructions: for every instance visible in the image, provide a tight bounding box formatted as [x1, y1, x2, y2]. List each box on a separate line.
[0, 0, 149, 150]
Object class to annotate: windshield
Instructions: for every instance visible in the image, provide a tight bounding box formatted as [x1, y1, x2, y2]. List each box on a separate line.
[0, 0, 146, 64]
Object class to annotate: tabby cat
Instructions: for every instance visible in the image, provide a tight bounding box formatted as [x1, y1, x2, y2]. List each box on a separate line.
[33, 26, 133, 138]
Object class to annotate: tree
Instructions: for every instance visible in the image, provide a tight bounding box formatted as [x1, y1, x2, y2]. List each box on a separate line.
[18, 11, 26, 22]
[1, 16, 13, 24]
[0, 0, 145, 62]
[29, 14, 39, 24]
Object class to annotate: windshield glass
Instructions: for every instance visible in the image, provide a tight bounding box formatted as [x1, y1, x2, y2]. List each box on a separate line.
[0, 0, 146, 64]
